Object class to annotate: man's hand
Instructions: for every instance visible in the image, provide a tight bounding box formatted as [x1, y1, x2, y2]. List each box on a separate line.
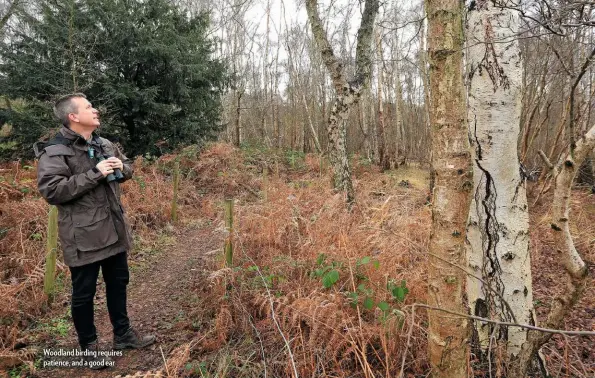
[96, 159, 115, 177]
[106, 157, 124, 171]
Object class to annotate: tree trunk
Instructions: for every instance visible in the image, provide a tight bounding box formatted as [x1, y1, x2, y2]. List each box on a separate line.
[360, 87, 372, 160]
[510, 124, 595, 376]
[418, 17, 432, 167]
[234, 90, 242, 147]
[466, 0, 537, 364]
[305, 0, 379, 206]
[328, 96, 355, 202]
[425, 1, 471, 376]
[392, 32, 405, 164]
[375, 30, 389, 171]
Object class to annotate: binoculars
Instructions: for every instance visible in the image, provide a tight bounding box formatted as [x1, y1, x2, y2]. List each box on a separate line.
[88, 147, 125, 183]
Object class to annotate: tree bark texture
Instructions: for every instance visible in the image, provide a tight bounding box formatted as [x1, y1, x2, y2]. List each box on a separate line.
[305, 0, 379, 205]
[425, 1, 471, 377]
[465, 0, 536, 359]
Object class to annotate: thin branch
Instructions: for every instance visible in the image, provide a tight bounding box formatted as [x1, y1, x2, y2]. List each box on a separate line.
[546, 42, 574, 78]
[424, 250, 518, 323]
[414, 303, 595, 337]
[568, 46, 595, 153]
[538, 149, 555, 170]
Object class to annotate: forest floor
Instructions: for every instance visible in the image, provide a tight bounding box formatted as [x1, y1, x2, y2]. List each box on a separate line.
[1, 144, 593, 378]
[31, 223, 220, 378]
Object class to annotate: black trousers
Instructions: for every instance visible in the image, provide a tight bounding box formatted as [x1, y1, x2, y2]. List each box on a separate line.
[69, 252, 130, 347]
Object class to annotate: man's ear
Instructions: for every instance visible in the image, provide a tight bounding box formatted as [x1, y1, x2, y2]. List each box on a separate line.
[68, 113, 78, 123]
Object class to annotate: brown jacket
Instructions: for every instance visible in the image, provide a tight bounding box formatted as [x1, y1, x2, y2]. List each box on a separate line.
[36, 127, 134, 267]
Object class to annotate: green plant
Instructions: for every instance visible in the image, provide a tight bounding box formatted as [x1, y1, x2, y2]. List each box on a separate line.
[134, 175, 147, 193]
[285, 150, 306, 170]
[0, 227, 10, 240]
[309, 254, 410, 330]
[356, 154, 373, 167]
[29, 232, 42, 241]
[311, 254, 343, 289]
[387, 279, 409, 303]
[9, 367, 22, 378]
[7, 351, 43, 377]
[185, 361, 209, 377]
[38, 316, 71, 337]
[347, 283, 375, 309]
[246, 265, 285, 289]
[354, 255, 380, 281]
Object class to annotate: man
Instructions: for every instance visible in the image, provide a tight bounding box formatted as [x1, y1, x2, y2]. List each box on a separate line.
[35, 93, 155, 370]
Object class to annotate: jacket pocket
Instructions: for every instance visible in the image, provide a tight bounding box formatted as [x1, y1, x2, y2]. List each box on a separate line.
[72, 207, 119, 252]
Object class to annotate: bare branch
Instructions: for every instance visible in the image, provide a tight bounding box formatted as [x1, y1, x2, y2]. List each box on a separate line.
[568, 46, 595, 153]
[538, 149, 555, 170]
[305, 0, 348, 93]
[354, 0, 379, 85]
[415, 303, 595, 337]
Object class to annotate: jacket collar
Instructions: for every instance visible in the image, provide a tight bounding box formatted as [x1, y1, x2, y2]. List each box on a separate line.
[59, 126, 101, 148]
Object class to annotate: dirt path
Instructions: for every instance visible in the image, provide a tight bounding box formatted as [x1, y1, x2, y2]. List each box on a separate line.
[36, 224, 220, 378]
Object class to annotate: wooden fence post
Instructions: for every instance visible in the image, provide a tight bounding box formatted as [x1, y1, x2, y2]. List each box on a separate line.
[224, 199, 234, 267]
[171, 160, 180, 222]
[262, 165, 268, 201]
[44, 206, 58, 299]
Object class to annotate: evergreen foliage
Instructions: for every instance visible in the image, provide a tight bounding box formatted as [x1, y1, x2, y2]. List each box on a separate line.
[0, 0, 228, 159]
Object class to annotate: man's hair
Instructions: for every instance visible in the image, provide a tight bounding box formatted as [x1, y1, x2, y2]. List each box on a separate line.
[53, 93, 87, 127]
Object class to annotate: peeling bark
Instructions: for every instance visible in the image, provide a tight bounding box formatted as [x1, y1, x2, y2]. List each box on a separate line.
[465, 0, 536, 361]
[425, 1, 471, 376]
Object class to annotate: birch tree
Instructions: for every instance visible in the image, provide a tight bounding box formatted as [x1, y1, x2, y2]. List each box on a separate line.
[465, 0, 537, 363]
[305, 0, 379, 205]
[510, 124, 595, 376]
[375, 29, 389, 170]
[425, 0, 472, 376]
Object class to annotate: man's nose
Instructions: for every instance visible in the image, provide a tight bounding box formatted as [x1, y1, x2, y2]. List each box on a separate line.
[93, 108, 99, 115]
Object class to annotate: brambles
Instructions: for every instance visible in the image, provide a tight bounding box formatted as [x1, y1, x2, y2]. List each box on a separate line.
[310, 253, 409, 327]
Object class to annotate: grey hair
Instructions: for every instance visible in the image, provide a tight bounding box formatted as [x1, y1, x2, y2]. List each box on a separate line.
[53, 93, 87, 127]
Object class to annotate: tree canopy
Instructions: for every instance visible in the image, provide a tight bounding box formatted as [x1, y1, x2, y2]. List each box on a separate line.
[0, 0, 228, 159]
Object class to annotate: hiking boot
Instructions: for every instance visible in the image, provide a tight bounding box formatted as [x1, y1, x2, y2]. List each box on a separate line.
[113, 327, 156, 350]
[81, 340, 113, 370]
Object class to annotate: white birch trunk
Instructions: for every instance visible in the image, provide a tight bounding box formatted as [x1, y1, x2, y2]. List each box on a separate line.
[510, 124, 594, 376]
[466, 0, 535, 357]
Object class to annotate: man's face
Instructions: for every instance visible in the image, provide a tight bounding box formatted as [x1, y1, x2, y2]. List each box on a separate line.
[69, 97, 100, 129]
